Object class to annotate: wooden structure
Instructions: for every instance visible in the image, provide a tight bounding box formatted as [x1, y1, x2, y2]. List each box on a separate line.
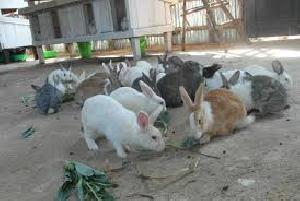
[19, 0, 178, 61]
[181, 0, 246, 50]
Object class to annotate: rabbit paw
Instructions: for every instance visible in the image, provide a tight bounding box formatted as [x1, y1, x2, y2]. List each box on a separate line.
[199, 134, 211, 145]
[85, 138, 99, 150]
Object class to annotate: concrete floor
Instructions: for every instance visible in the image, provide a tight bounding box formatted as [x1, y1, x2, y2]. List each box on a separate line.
[0, 40, 299, 201]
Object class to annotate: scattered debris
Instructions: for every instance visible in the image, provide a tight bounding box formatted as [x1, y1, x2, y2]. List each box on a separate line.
[127, 193, 154, 200]
[21, 126, 36, 139]
[20, 95, 34, 107]
[280, 142, 283, 146]
[284, 104, 291, 110]
[223, 150, 226, 155]
[237, 179, 256, 187]
[222, 185, 229, 191]
[166, 137, 221, 159]
[56, 161, 117, 201]
[286, 119, 291, 122]
[69, 152, 74, 156]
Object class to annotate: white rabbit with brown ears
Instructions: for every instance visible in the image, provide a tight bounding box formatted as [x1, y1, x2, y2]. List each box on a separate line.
[179, 84, 255, 144]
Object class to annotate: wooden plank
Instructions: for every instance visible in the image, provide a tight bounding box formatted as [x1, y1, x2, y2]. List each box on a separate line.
[181, 0, 187, 51]
[38, 12, 55, 41]
[19, 0, 85, 15]
[202, 0, 221, 42]
[93, 0, 114, 33]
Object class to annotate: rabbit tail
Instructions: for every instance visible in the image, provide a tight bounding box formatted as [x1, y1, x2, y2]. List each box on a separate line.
[236, 115, 255, 129]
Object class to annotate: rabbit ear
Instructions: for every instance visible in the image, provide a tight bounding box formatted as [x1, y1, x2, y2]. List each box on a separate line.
[220, 72, 229, 89]
[140, 80, 155, 97]
[244, 72, 253, 81]
[137, 111, 149, 129]
[194, 84, 204, 110]
[272, 60, 284, 75]
[150, 68, 156, 81]
[179, 86, 194, 112]
[228, 70, 240, 86]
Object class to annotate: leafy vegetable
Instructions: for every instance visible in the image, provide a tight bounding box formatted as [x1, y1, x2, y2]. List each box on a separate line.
[56, 161, 116, 201]
[20, 126, 36, 138]
[154, 111, 171, 134]
[180, 136, 200, 148]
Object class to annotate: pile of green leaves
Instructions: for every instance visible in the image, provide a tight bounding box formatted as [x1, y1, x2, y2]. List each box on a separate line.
[56, 161, 116, 201]
[154, 111, 171, 134]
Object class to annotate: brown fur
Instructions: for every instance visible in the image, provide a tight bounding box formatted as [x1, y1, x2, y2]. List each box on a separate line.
[180, 85, 248, 144]
[75, 72, 110, 105]
[204, 89, 247, 137]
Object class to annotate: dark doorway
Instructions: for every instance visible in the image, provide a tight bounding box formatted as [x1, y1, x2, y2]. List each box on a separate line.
[245, 0, 300, 38]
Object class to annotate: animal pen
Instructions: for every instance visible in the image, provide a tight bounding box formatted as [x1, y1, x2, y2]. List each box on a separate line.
[18, 0, 247, 61]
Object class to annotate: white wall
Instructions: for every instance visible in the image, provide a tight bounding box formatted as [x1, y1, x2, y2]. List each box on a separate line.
[0, 0, 28, 9]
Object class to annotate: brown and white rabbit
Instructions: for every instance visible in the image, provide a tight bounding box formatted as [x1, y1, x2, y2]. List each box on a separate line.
[74, 72, 110, 106]
[179, 84, 255, 144]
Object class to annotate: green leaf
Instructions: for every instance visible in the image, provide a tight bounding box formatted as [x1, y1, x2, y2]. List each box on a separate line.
[74, 162, 95, 176]
[76, 177, 84, 201]
[21, 126, 36, 139]
[181, 136, 199, 148]
[55, 181, 74, 201]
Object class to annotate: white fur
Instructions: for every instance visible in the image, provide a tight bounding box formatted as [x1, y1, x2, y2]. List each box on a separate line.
[189, 102, 214, 139]
[229, 81, 254, 111]
[156, 73, 166, 83]
[119, 61, 153, 86]
[235, 115, 255, 129]
[110, 86, 166, 121]
[119, 61, 165, 87]
[81, 95, 165, 158]
[205, 70, 248, 90]
[244, 64, 292, 91]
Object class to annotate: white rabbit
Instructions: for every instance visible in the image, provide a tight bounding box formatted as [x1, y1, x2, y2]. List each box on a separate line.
[81, 95, 165, 158]
[110, 80, 166, 121]
[244, 60, 292, 92]
[119, 61, 157, 87]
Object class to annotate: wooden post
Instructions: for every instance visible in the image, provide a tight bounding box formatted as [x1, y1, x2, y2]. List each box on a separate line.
[181, 0, 187, 51]
[36, 45, 45, 64]
[130, 37, 141, 61]
[202, 0, 221, 43]
[3, 50, 10, 64]
[237, 0, 248, 42]
[164, 32, 172, 53]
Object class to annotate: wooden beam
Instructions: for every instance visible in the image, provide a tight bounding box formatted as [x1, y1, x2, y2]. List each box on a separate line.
[202, 0, 221, 43]
[181, 0, 187, 51]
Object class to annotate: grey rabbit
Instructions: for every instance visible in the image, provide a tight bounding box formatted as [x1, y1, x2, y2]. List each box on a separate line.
[132, 68, 161, 96]
[157, 52, 185, 74]
[157, 60, 203, 108]
[221, 71, 287, 115]
[31, 84, 64, 115]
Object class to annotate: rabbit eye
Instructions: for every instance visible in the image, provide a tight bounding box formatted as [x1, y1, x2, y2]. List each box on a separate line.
[152, 136, 157, 140]
[159, 101, 164, 105]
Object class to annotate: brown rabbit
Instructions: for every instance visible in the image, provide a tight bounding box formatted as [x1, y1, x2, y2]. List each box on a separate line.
[179, 84, 255, 144]
[75, 72, 110, 106]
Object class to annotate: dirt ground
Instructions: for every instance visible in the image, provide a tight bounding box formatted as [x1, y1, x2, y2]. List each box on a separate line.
[0, 40, 300, 201]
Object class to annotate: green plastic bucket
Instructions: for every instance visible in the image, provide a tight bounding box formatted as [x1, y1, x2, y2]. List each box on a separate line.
[140, 36, 146, 57]
[43, 50, 58, 59]
[10, 54, 28, 62]
[77, 42, 92, 59]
